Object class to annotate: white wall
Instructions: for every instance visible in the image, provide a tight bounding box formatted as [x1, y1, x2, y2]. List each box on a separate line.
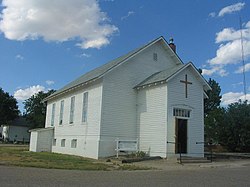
[137, 84, 167, 157]
[29, 131, 38, 152]
[167, 66, 204, 157]
[29, 128, 53, 152]
[37, 129, 54, 152]
[46, 81, 103, 159]
[99, 40, 178, 157]
[7, 126, 30, 142]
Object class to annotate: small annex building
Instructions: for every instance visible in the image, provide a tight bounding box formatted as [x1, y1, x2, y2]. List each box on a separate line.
[1, 117, 30, 143]
[29, 36, 211, 159]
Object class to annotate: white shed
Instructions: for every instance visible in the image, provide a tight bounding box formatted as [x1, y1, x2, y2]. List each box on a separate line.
[29, 127, 54, 152]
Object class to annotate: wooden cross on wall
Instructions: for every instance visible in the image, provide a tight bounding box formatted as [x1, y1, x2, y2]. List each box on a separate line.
[180, 74, 192, 98]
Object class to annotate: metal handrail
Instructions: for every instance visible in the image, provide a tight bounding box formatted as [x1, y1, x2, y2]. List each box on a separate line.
[167, 141, 182, 164]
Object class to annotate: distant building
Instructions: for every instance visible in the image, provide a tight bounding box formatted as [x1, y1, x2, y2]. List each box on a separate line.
[2, 117, 30, 143]
[30, 36, 211, 159]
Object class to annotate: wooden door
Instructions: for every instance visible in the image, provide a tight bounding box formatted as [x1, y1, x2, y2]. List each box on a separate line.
[175, 119, 187, 154]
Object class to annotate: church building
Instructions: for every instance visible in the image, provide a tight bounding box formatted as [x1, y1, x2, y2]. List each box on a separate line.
[29, 36, 211, 159]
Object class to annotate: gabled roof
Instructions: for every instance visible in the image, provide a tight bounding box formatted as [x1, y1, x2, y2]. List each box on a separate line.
[135, 64, 185, 88]
[45, 36, 182, 101]
[5, 117, 31, 127]
[29, 127, 54, 132]
[135, 62, 211, 91]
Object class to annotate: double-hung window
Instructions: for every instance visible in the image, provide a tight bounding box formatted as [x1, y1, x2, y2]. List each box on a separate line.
[71, 139, 77, 148]
[69, 96, 75, 124]
[51, 103, 56, 126]
[53, 139, 56, 146]
[61, 139, 66, 147]
[82, 92, 88, 123]
[59, 100, 64, 125]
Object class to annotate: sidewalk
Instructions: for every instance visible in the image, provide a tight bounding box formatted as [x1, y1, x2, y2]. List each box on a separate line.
[131, 158, 250, 171]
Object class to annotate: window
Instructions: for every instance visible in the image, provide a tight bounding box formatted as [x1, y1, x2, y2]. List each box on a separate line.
[153, 53, 158, 61]
[61, 139, 66, 147]
[173, 108, 191, 118]
[71, 139, 77, 148]
[69, 96, 75, 124]
[59, 100, 64, 125]
[51, 103, 56, 126]
[53, 139, 56, 146]
[82, 92, 88, 123]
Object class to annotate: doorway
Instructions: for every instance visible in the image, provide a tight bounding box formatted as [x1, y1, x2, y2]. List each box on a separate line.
[175, 119, 187, 154]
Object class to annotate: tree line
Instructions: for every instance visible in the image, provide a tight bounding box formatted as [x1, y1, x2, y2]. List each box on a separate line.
[0, 88, 55, 129]
[204, 79, 250, 152]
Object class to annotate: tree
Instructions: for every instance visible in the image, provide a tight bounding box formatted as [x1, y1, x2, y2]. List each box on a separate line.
[204, 79, 222, 142]
[0, 88, 19, 125]
[24, 90, 55, 129]
[204, 107, 225, 143]
[204, 78, 222, 116]
[218, 100, 250, 152]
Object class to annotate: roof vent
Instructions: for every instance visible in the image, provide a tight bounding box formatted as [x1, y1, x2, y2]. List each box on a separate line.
[169, 37, 176, 53]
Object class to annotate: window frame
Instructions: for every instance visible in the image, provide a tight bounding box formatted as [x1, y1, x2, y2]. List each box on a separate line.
[153, 52, 158, 61]
[69, 96, 75, 124]
[59, 100, 64, 125]
[61, 139, 66, 147]
[51, 103, 56, 126]
[71, 139, 77, 148]
[53, 139, 56, 146]
[82, 92, 88, 123]
[173, 108, 191, 118]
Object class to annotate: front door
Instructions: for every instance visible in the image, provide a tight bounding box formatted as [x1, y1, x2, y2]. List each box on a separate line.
[175, 119, 187, 154]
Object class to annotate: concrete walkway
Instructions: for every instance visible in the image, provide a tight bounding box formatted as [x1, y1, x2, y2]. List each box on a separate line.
[132, 158, 250, 171]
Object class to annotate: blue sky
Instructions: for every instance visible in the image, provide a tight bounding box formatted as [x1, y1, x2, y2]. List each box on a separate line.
[0, 0, 249, 112]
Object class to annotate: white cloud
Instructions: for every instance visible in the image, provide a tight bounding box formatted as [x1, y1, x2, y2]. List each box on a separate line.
[216, 22, 250, 43]
[45, 80, 55, 86]
[204, 20, 250, 77]
[202, 68, 216, 76]
[0, 0, 118, 49]
[208, 40, 250, 66]
[121, 11, 135, 20]
[14, 85, 45, 101]
[79, 53, 91, 58]
[202, 66, 228, 77]
[247, 21, 250, 28]
[235, 63, 250, 73]
[209, 12, 216, 18]
[218, 2, 245, 17]
[15, 54, 24, 60]
[221, 92, 250, 105]
[232, 82, 243, 88]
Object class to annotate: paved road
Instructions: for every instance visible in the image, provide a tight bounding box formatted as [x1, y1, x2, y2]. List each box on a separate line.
[0, 164, 250, 187]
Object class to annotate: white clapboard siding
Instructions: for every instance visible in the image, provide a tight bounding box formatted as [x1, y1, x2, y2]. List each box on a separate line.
[45, 81, 103, 159]
[29, 128, 54, 152]
[137, 84, 167, 157]
[167, 66, 204, 157]
[99, 41, 177, 157]
[37, 37, 207, 159]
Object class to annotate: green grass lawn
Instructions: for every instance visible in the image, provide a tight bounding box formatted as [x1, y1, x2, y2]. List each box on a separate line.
[0, 145, 150, 171]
